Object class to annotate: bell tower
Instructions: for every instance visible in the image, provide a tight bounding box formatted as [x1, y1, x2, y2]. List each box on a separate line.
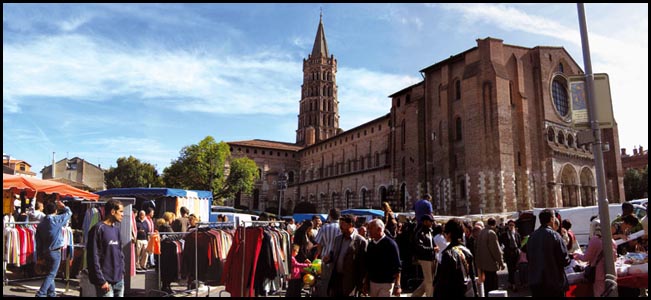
[296, 13, 339, 146]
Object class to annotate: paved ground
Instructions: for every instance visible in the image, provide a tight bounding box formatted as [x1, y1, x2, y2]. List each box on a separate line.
[2, 265, 226, 297]
[4, 263, 525, 297]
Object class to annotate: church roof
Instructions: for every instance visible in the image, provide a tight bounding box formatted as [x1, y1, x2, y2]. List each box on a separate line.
[228, 139, 303, 151]
[311, 13, 329, 58]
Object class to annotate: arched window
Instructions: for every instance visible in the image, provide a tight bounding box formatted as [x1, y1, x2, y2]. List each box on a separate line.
[548, 128, 555, 142]
[360, 156, 365, 170]
[323, 86, 327, 96]
[455, 80, 461, 100]
[557, 131, 565, 145]
[567, 134, 575, 148]
[455, 117, 463, 141]
[361, 188, 368, 208]
[558, 63, 564, 73]
[552, 76, 569, 118]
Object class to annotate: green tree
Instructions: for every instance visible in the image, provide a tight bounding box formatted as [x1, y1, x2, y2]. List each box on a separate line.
[640, 165, 648, 198]
[162, 136, 258, 205]
[218, 157, 258, 200]
[624, 167, 647, 200]
[105, 156, 163, 189]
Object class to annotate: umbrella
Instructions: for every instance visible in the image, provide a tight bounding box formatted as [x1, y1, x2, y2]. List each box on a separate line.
[3, 174, 99, 200]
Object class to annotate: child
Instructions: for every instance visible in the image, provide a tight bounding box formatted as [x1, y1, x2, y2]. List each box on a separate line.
[287, 244, 311, 297]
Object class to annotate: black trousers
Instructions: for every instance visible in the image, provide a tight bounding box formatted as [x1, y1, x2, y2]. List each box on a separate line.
[483, 271, 498, 294]
[530, 286, 565, 297]
[504, 254, 519, 285]
[286, 279, 303, 297]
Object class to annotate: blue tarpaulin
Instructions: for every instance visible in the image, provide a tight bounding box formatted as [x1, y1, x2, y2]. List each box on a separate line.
[340, 208, 384, 217]
[293, 213, 327, 223]
[96, 188, 212, 223]
[95, 187, 212, 200]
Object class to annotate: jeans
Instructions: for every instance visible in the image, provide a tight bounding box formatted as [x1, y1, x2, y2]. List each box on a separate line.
[95, 279, 124, 297]
[36, 249, 61, 297]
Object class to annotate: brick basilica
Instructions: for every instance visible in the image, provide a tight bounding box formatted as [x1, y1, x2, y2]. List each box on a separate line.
[227, 16, 625, 215]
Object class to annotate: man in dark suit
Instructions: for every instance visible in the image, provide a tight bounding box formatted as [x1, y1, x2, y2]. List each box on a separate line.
[323, 215, 367, 297]
[499, 219, 521, 291]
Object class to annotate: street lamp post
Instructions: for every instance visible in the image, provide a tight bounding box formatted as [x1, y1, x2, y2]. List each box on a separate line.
[576, 4, 617, 296]
[278, 173, 287, 217]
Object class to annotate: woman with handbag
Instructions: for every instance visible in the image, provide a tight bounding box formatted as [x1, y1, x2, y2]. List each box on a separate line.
[573, 219, 616, 297]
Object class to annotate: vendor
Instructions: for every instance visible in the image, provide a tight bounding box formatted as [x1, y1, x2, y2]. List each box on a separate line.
[613, 215, 642, 254]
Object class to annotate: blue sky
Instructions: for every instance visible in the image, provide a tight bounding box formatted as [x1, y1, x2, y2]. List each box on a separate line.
[3, 3, 648, 177]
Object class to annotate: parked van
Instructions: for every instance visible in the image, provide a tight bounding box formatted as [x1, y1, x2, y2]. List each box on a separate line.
[526, 203, 646, 246]
[209, 205, 259, 226]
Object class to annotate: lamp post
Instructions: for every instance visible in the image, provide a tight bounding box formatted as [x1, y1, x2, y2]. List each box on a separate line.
[577, 4, 617, 296]
[278, 173, 287, 217]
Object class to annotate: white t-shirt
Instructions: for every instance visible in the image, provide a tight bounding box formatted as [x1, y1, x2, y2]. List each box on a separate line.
[434, 233, 449, 263]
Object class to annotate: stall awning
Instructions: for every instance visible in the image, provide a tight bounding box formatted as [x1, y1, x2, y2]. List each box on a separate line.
[2, 174, 99, 200]
[95, 187, 212, 200]
[340, 208, 385, 217]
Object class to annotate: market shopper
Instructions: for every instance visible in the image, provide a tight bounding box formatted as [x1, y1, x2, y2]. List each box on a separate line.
[573, 219, 617, 297]
[325, 214, 367, 297]
[135, 210, 149, 270]
[287, 244, 312, 297]
[364, 218, 401, 297]
[171, 206, 190, 233]
[527, 209, 571, 297]
[87, 199, 125, 297]
[499, 219, 521, 292]
[475, 217, 505, 295]
[433, 218, 479, 298]
[35, 199, 72, 297]
[314, 208, 341, 297]
[411, 214, 437, 297]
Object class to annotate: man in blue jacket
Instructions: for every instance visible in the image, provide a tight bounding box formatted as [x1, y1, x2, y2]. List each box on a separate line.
[527, 209, 571, 297]
[87, 199, 125, 297]
[35, 199, 72, 297]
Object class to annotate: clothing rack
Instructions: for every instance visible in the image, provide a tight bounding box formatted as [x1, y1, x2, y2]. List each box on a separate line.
[239, 220, 283, 296]
[2, 220, 72, 290]
[152, 231, 189, 295]
[3, 221, 43, 284]
[193, 221, 233, 297]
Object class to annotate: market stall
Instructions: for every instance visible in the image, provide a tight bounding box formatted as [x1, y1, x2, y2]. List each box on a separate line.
[95, 187, 212, 223]
[566, 246, 648, 297]
[3, 174, 99, 289]
[3, 174, 99, 214]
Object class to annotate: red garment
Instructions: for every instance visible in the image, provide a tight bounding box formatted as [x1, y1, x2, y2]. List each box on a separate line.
[18, 227, 26, 265]
[223, 227, 263, 297]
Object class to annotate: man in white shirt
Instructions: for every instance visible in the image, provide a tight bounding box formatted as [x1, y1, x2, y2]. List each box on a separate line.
[433, 223, 449, 263]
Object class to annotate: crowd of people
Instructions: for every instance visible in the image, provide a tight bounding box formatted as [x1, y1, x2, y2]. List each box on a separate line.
[20, 192, 648, 297]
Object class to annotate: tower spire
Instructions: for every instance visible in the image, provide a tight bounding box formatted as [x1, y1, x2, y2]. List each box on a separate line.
[311, 10, 328, 58]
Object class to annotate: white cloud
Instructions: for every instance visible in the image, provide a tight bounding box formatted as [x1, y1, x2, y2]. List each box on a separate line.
[338, 67, 420, 130]
[4, 31, 421, 122]
[59, 14, 93, 32]
[82, 136, 177, 170]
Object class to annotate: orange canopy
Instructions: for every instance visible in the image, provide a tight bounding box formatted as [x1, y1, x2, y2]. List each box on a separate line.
[3, 174, 99, 200]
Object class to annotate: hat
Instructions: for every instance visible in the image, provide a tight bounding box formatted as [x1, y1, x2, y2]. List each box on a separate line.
[421, 214, 434, 222]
